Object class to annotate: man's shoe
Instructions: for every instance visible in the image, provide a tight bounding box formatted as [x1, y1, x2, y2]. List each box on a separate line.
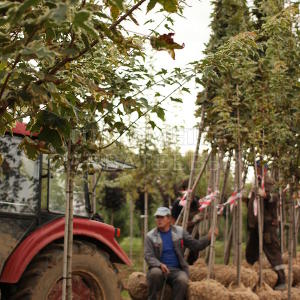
[274, 283, 286, 291]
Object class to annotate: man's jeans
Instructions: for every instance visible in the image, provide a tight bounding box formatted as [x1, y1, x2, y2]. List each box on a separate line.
[146, 267, 188, 300]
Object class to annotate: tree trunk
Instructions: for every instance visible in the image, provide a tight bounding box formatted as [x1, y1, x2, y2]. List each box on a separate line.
[279, 174, 285, 254]
[222, 155, 232, 261]
[129, 195, 133, 260]
[254, 152, 263, 287]
[224, 222, 233, 265]
[236, 147, 243, 286]
[143, 190, 148, 273]
[182, 105, 205, 230]
[208, 150, 221, 278]
[62, 140, 74, 300]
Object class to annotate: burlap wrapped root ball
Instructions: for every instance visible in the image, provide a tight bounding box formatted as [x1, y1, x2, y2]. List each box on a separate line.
[282, 252, 300, 264]
[255, 282, 282, 300]
[193, 257, 206, 268]
[253, 259, 271, 271]
[188, 279, 230, 300]
[189, 266, 208, 282]
[214, 265, 258, 288]
[127, 272, 148, 300]
[127, 272, 172, 300]
[228, 285, 259, 300]
[293, 265, 300, 286]
[281, 287, 300, 300]
[262, 269, 278, 288]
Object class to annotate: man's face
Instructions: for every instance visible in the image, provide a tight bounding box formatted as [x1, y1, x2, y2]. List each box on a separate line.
[155, 215, 171, 231]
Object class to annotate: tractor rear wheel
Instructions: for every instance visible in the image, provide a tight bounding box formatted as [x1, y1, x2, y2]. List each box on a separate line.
[10, 240, 120, 300]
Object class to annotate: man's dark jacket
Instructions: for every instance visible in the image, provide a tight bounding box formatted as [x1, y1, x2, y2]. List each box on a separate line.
[144, 225, 210, 275]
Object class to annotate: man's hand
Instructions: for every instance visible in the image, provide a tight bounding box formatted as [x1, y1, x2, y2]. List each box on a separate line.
[160, 263, 170, 274]
[207, 226, 219, 241]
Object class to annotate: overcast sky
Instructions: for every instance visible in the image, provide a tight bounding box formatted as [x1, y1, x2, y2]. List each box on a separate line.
[124, 1, 213, 153]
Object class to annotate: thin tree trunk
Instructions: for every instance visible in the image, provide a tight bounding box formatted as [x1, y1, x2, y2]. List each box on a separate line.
[220, 154, 232, 204]
[182, 105, 205, 230]
[224, 222, 233, 265]
[221, 155, 231, 261]
[62, 140, 74, 300]
[143, 190, 148, 273]
[129, 195, 133, 260]
[292, 196, 297, 258]
[232, 200, 237, 265]
[279, 173, 285, 254]
[176, 151, 211, 226]
[288, 220, 293, 300]
[254, 152, 263, 287]
[236, 148, 243, 286]
[191, 151, 211, 199]
[224, 205, 230, 260]
[92, 173, 96, 214]
[208, 150, 221, 278]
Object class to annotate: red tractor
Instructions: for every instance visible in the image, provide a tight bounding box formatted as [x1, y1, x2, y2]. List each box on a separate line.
[0, 123, 131, 299]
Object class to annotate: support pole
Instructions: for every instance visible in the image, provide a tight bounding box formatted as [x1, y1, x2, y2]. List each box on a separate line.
[254, 153, 263, 287]
[182, 106, 205, 230]
[208, 150, 221, 278]
[129, 195, 133, 260]
[143, 190, 148, 273]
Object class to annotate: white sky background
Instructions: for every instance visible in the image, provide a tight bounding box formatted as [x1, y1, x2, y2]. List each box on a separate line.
[122, 0, 213, 154]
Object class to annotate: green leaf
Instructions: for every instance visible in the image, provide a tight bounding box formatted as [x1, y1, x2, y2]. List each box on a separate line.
[170, 97, 182, 103]
[50, 3, 68, 24]
[148, 120, 156, 129]
[74, 11, 90, 27]
[81, 33, 90, 49]
[110, 5, 120, 20]
[16, 0, 40, 19]
[39, 127, 63, 150]
[154, 107, 165, 121]
[147, 0, 158, 12]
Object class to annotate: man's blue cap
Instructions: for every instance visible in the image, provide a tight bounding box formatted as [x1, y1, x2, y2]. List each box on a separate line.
[154, 207, 171, 216]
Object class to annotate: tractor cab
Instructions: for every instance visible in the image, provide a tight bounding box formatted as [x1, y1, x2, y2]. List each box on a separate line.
[0, 123, 132, 300]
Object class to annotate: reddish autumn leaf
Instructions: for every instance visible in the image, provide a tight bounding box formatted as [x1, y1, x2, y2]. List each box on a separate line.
[150, 33, 185, 59]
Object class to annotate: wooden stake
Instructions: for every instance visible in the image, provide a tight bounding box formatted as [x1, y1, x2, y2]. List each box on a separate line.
[236, 148, 243, 286]
[129, 195, 133, 260]
[208, 150, 221, 278]
[224, 222, 233, 265]
[143, 190, 148, 273]
[182, 105, 205, 230]
[62, 140, 74, 300]
[254, 153, 263, 287]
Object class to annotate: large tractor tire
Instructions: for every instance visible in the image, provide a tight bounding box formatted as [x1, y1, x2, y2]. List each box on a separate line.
[10, 240, 121, 300]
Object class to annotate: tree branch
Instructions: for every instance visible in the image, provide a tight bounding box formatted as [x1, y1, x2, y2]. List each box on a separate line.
[109, 0, 147, 30]
[47, 0, 147, 76]
[100, 77, 190, 149]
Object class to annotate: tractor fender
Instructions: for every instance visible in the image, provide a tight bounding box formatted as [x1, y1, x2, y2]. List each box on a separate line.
[0, 217, 131, 284]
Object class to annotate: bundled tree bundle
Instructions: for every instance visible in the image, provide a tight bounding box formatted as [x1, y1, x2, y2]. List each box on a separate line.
[255, 283, 282, 300]
[127, 272, 148, 300]
[252, 259, 271, 271]
[188, 280, 230, 300]
[293, 265, 300, 286]
[281, 288, 300, 300]
[228, 285, 259, 300]
[214, 265, 258, 288]
[189, 266, 208, 282]
[193, 257, 206, 268]
[262, 269, 278, 288]
[127, 272, 172, 300]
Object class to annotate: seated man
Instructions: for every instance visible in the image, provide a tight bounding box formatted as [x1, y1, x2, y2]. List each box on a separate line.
[144, 206, 217, 300]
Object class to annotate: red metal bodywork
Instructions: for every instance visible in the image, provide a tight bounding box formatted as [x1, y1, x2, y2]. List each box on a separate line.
[11, 122, 38, 137]
[0, 217, 131, 284]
